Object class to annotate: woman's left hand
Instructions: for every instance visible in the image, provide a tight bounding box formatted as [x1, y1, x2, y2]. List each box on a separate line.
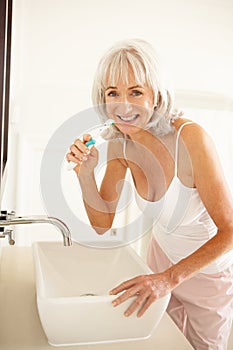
[109, 272, 174, 317]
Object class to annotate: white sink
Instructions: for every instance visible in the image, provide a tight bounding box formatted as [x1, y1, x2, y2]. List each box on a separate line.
[32, 241, 170, 347]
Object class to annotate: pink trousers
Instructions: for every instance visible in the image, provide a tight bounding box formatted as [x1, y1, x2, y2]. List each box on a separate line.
[147, 237, 233, 350]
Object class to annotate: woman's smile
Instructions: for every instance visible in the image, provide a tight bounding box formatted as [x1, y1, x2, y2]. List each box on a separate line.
[116, 113, 140, 123]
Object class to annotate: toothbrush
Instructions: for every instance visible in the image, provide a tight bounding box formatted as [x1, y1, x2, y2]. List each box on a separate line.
[67, 119, 115, 170]
[85, 118, 114, 147]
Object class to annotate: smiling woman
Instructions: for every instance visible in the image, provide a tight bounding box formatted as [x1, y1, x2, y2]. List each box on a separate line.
[92, 39, 179, 138]
[66, 38, 233, 350]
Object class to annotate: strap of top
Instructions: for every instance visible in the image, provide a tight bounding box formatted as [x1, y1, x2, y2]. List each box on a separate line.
[174, 122, 193, 176]
[123, 138, 127, 159]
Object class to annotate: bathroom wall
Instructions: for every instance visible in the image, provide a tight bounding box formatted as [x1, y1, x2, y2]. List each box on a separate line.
[1, 0, 233, 249]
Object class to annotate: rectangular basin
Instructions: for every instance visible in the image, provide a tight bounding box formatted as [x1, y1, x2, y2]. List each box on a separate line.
[33, 241, 170, 346]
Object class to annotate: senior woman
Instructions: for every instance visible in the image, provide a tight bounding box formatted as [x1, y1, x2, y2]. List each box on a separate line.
[67, 39, 233, 349]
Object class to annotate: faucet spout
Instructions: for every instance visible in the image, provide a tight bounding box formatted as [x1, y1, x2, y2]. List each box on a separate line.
[0, 213, 72, 246]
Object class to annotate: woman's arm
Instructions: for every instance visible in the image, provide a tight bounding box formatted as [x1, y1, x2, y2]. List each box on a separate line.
[67, 136, 127, 234]
[110, 122, 233, 317]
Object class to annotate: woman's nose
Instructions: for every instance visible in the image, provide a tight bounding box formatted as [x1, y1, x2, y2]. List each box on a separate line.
[115, 100, 133, 115]
[118, 93, 128, 103]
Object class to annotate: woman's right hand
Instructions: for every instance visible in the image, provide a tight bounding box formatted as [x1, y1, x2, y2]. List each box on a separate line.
[66, 134, 99, 175]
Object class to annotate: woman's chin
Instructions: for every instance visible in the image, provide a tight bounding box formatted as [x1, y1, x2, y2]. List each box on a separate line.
[115, 122, 144, 136]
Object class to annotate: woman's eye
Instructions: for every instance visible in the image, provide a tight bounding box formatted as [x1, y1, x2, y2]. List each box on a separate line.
[107, 91, 117, 97]
[132, 90, 142, 96]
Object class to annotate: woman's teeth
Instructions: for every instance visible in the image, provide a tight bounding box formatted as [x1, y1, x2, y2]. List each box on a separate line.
[117, 114, 139, 122]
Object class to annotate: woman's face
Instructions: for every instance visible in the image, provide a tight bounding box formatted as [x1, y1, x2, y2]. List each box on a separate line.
[104, 67, 155, 137]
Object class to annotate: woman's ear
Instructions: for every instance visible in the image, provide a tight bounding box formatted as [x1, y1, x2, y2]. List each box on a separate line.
[154, 91, 161, 110]
[157, 91, 161, 105]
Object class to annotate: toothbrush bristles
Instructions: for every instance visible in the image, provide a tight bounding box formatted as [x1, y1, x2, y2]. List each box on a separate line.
[104, 119, 115, 126]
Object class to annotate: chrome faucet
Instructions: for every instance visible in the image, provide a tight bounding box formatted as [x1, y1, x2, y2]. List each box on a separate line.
[0, 211, 72, 246]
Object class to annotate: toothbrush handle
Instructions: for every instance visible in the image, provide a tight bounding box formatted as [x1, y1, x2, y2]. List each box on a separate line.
[66, 122, 114, 171]
[67, 161, 77, 170]
[85, 138, 96, 147]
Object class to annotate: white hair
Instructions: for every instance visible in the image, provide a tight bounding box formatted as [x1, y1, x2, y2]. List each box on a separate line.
[92, 39, 182, 138]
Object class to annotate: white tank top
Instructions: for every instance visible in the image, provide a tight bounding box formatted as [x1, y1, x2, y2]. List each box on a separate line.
[123, 122, 233, 274]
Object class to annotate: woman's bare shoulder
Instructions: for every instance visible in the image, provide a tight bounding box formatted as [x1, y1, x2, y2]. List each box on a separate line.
[173, 117, 209, 141]
[173, 117, 215, 159]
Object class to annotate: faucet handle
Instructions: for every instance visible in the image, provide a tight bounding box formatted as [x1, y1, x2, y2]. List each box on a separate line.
[0, 210, 14, 220]
[0, 211, 15, 245]
[6, 229, 15, 245]
[0, 211, 7, 220]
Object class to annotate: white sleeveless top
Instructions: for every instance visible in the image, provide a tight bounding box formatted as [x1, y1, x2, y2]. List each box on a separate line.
[123, 122, 233, 274]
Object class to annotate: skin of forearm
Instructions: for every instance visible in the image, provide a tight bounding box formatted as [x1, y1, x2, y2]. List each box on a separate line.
[78, 172, 114, 234]
[166, 227, 233, 288]
[83, 201, 113, 234]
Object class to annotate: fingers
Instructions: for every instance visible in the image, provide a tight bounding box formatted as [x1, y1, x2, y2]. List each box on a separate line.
[73, 137, 91, 158]
[137, 295, 155, 317]
[66, 134, 92, 166]
[109, 276, 141, 295]
[112, 284, 140, 307]
[112, 286, 156, 318]
[123, 291, 150, 317]
[109, 275, 162, 318]
[70, 144, 89, 162]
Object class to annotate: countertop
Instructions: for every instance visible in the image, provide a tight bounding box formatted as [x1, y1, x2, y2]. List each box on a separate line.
[0, 246, 193, 350]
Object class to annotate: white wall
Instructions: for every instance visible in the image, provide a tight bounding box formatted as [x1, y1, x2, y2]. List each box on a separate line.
[1, 0, 233, 247]
[10, 0, 233, 135]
